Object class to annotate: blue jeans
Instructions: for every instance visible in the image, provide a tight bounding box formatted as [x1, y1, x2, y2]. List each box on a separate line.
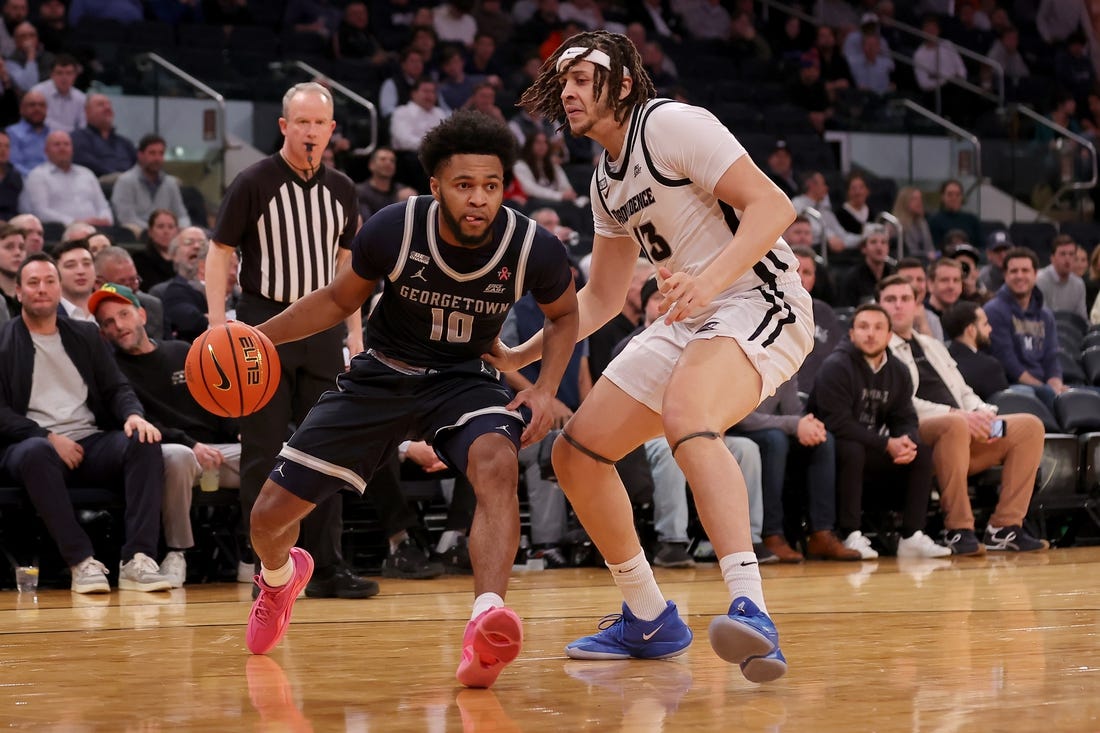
[643, 436, 764, 544]
[736, 429, 838, 537]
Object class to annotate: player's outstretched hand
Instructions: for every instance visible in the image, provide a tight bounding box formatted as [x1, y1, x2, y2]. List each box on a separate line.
[656, 266, 717, 324]
[482, 337, 528, 373]
[507, 385, 556, 447]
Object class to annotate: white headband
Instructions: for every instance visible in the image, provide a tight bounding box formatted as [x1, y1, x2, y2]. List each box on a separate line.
[556, 46, 631, 77]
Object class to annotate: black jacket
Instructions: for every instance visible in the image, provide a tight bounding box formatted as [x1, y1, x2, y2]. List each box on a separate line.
[0, 316, 144, 449]
[806, 339, 919, 453]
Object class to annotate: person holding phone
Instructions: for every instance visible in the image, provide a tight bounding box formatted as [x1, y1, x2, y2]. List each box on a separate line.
[877, 276, 1049, 555]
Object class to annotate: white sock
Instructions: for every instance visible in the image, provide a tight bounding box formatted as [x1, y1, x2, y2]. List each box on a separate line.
[606, 550, 667, 621]
[261, 557, 294, 588]
[389, 530, 409, 554]
[437, 530, 462, 553]
[719, 552, 767, 614]
[471, 592, 505, 620]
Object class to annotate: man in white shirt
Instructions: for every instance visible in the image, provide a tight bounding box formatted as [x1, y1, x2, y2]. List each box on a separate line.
[30, 54, 85, 133]
[878, 275, 1048, 554]
[20, 130, 113, 226]
[912, 13, 968, 119]
[390, 78, 449, 191]
[1036, 234, 1088, 321]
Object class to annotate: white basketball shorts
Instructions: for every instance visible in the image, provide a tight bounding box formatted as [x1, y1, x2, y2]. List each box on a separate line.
[602, 273, 814, 413]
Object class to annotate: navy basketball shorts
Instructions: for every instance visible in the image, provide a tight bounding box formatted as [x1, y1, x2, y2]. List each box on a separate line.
[269, 351, 524, 505]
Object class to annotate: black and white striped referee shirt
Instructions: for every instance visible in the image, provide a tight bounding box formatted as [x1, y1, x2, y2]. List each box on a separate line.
[213, 154, 359, 304]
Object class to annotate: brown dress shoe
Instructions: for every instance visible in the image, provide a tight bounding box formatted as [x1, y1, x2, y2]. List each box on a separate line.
[762, 534, 803, 563]
[806, 530, 862, 561]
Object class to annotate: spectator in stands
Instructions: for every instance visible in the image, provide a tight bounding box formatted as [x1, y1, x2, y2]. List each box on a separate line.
[680, 0, 731, 42]
[848, 28, 894, 96]
[928, 179, 980, 249]
[389, 78, 448, 192]
[434, 0, 477, 47]
[55, 238, 96, 321]
[788, 50, 833, 135]
[628, 0, 682, 45]
[465, 32, 504, 85]
[92, 283, 241, 588]
[792, 245, 841, 389]
[1053, 31, 1094, 110]
[946, 2, 994, 55]
[5, 89, 47, 175]
[985, 247, 1066, 410]
[1036, 233, 1088, 321]
[356, 146, 415, 223]
[462, 81, 505, 123]
[474, 0, 514, 46]
[764, 140, 799, 199]
[0, 221, 24, 319]
[85, 232, 111, 257]
[943, 300, 1009, 400]
[408, 22, 440, 69]
[912, 15, 968, 115]
[6, 21, 51, 94]
[839, 224, 895, 307]
[0, 128, 19, 219]
[34, 0, 68, 53]
[20, 130, 112, 227]
[729, 9, 771, 62]
[284, 0, 341, 40]
[94, 245, 164, 334]
[132, 208, 179, 292]
[0, 0, 27, 57]
[980, 230, 1012, 292]
[70, 94, 135, 179]
[1073, 243, 1089, 279]
[791, 171, 850, 253]
[30, 54, 83, 133]
[813, 24, 852, 98]
[843, 12, 889, 67]
[896, 256, 940, 339]
[836, 172, 879, 240]
[926, 257, 963, 323]
[111, 134, 190, 236]
[641, 40, 678, 92]
[946, 242, 987, 304]
[333, 1, 387, 64]
[987, 25, 1029, 85]
[808, 303, 947, 559]
[437, 46, 477, 111]
[8, 212, 41, 252]
[878, 275, 1048, 554]
[587, 258, 653, 382]
[61, 221, 94, 243]
[0, 252, 172, 594]
[892, 186, 935, 260]
[378, 49, 426, 119]
[69, 0, 144, 26]
[511, 130, 579, 209]
[159, 228, 211, 342]
[1085, 245, 1100, 318]
[1036, 0, 1089, 44]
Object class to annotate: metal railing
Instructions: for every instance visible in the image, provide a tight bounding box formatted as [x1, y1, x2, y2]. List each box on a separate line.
[145, 52, 229, 192]
[1011, 103, 1098, 217]
[898, 98, 982, 211]
[293, 60, 378, 156]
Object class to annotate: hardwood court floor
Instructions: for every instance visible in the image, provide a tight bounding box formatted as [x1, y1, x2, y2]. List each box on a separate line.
[3, 546, 1100, 732]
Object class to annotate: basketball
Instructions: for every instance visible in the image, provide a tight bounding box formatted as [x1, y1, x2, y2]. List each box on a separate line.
[185, 322, 281, 417]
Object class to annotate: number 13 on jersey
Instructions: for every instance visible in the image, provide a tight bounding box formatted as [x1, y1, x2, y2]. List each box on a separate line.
[634, 222, 671, 263]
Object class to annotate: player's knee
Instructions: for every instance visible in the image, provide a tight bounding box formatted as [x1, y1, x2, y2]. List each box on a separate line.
[250, 481, 293, 536]
[467, 438, 518, 494]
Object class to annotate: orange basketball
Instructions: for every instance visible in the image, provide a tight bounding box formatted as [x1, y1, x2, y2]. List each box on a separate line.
[185, 322, 281, 417]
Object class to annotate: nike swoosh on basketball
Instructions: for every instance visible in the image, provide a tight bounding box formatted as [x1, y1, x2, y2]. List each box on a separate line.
[207, 344, 232, 391]
[641, 624, 664, 641]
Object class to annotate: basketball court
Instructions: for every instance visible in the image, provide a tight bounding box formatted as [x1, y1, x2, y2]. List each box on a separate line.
[3, 546, 1099, 731]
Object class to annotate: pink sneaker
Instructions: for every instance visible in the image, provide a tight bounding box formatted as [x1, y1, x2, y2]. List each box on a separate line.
[455, 606, 523, 688]
[246, 548, 315, 655]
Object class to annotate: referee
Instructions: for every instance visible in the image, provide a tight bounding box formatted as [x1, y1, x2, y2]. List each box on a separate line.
[205, 82, 375, 598]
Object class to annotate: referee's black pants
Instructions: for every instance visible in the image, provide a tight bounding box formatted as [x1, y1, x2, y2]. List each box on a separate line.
[237, 294, 346, 570]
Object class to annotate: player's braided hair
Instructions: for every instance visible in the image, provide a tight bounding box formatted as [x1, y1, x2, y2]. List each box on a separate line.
[518, 31, 656, 129]
[418, 110, 518, 176]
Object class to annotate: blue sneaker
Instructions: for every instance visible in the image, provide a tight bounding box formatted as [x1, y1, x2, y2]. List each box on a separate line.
[565, 601, 693, 660]
[707, 597, 787, 683]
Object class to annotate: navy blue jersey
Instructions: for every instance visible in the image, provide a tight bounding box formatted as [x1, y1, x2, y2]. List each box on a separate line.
[352, 196, 572, 366]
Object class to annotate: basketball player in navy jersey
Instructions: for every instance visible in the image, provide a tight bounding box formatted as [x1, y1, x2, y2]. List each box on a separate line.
[490, 31, 815, 682]
[243, 111, 579, 689]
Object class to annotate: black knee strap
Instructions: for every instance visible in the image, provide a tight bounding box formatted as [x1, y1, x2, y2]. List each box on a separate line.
[671, 431, 722, 456]
[560, 430, 616, 465]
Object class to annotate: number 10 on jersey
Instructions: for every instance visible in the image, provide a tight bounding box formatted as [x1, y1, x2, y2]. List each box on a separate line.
[430, 308, 474, 343]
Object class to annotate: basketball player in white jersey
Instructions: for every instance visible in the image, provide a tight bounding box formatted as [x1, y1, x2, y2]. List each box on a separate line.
[488, 31, 814, 682]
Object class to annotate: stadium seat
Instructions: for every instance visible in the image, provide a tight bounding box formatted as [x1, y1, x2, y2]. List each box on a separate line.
[1054, 309, 1088, 338]
[1028, 433, 1093, 542]
[1054, 388, 1100, 433]
[1083, 346, 1100, 385]
[1058, 349, 1087, 385]
[1056, 322, 1084, 352]
[1084, 332, 1100, 350]
[988, 387, 1061, 432]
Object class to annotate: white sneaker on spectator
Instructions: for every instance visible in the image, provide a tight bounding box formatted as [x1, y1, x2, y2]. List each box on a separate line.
[842, 531, 879, 559]
[71, 556, 110, 594]
[896, 531, 952, 558]
[119, 552, 172, 592]
[160, 551, 187, 588]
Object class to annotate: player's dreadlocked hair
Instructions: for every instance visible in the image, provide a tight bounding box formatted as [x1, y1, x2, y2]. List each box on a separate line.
[418, 110, 518, 176]
[518, 31, 656, 129]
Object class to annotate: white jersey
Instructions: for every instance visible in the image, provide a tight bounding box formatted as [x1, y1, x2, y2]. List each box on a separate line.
[590, 99, 800, 297]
